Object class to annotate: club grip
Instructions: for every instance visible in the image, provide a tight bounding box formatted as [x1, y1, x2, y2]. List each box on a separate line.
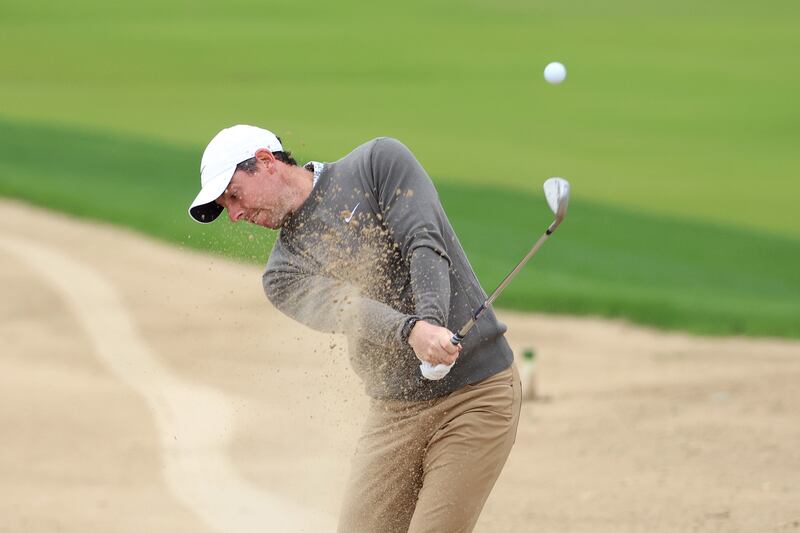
[451, 332, 463, 345]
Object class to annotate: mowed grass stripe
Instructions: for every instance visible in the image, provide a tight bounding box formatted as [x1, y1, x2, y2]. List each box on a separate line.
[0, 119, 277, 263]
[445, 186, 800, 337]
[1, 118, 798, 338]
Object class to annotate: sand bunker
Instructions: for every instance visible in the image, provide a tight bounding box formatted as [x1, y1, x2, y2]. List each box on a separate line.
[1, 199, 798, 532]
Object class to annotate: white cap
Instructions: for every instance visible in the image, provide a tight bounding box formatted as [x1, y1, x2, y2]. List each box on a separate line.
[188, 124, 283, 223]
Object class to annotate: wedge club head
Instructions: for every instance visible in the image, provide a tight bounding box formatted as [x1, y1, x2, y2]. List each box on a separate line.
[543, 177, 570, 233]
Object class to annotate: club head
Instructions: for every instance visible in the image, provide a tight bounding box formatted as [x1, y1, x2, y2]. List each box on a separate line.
[543, 177, 570, 222]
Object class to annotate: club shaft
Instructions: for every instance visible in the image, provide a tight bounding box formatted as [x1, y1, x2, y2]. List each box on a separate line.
[486, 232, 550, 308]
[451, 222, 557, 345]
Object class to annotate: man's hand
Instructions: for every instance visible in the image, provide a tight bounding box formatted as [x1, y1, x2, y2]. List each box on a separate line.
[408, 320, 461, 366]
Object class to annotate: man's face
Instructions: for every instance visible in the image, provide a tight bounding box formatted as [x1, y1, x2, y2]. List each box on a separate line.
[216, 153, 290, 229]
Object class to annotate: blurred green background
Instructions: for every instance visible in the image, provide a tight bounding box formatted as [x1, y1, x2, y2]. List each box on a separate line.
[1, 0, 798, 337]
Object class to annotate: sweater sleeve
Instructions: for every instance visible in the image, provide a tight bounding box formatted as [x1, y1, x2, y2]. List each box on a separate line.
[263, 241, 409, 347]
[370, 138, 452, 327]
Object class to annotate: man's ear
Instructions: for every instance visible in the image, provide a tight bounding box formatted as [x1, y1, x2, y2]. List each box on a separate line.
[254, 148, 276, 170]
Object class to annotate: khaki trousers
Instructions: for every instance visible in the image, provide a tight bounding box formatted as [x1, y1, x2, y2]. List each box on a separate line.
[338, 364, 521, 533]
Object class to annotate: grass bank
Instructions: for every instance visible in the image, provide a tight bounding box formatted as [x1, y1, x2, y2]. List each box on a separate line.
[2, 118, 797, 338]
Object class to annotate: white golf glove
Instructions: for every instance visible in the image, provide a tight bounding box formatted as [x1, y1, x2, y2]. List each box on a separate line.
[419, 361, 455, 380]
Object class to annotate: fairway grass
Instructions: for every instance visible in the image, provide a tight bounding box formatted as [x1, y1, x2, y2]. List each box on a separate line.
[1, 0, 798, 237]
[2, 118, 798, 339]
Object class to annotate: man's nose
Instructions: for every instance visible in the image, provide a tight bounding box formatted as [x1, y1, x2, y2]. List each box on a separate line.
[227, 207, 244, 222]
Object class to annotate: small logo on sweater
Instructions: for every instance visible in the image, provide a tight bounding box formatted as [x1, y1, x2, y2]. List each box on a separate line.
[344, 203, 360, 223]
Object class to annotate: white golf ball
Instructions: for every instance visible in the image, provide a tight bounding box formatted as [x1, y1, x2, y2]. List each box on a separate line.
[544, 62, 567, 84]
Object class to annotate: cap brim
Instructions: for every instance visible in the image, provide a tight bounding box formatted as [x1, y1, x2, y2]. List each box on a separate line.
[188, 167, 235, 224]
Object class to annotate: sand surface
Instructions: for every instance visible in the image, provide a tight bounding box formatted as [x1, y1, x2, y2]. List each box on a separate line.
[1, 199, 798, 533]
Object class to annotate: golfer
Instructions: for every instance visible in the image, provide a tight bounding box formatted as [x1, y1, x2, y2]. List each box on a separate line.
[189, 124, 521, 533]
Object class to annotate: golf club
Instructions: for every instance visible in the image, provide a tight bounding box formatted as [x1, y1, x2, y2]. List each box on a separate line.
[420, 177, 570, 380]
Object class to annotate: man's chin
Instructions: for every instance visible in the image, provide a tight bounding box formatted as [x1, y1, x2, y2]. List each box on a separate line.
[245, 210, 278, 229]
[248, 219, 276, 229]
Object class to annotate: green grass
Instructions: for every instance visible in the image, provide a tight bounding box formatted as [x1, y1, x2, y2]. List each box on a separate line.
[445, 185, 800, 338]
[2, 118, 798, 338]
[0, 119, 279, 264]
[1, 0, 799, 338]
[1, 0, 799, 236]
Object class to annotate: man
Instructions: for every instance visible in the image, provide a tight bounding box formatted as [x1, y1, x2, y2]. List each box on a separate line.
[188, 124, 521, 533]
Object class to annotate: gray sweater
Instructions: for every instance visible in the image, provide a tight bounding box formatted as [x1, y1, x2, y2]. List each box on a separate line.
[263, 137, 513, 400]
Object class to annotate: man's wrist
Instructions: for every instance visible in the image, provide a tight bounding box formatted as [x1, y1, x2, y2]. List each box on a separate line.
[400, 315, 421, 345]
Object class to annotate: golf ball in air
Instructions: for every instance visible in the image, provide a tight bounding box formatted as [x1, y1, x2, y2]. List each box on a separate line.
[544, 62, 567, 84]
